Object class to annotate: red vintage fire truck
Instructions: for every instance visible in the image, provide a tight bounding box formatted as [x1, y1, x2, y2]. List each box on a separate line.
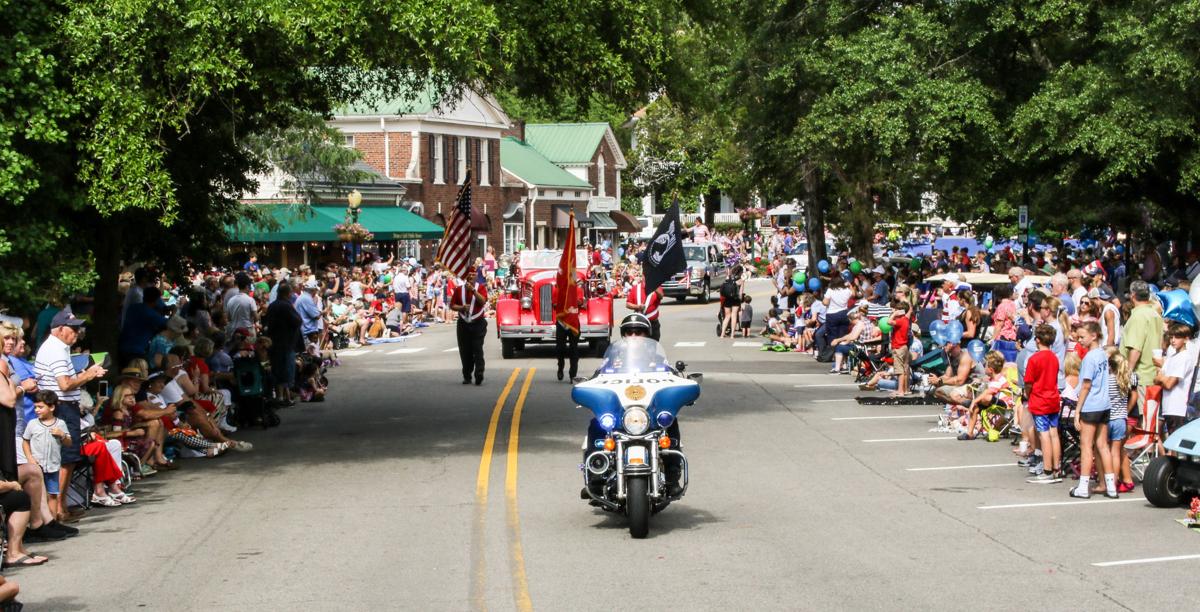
[495, 249, 614, 359]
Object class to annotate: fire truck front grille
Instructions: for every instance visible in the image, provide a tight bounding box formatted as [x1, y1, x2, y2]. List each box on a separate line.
[538, 284, 553, 323]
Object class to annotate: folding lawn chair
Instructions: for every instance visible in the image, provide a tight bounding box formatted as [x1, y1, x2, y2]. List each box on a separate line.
[1125, 385, 1162, 483]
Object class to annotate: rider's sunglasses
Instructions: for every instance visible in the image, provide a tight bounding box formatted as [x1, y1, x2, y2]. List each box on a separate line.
[626, 329, 648, 336]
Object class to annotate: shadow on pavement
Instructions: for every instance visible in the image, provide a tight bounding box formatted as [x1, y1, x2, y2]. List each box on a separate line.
[588, 504, 722, 537]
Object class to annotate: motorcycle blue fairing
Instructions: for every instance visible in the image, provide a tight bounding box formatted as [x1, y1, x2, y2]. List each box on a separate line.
[649, 384, 700, 422]
[572, 386, 622, 426]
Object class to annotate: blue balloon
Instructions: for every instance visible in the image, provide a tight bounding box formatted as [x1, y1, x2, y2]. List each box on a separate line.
[946, 320, 964, 344]
[967, 339, 987, 363]
[1158, 289, 1198, 329]
[1147, 284, 1159, 295]
[929, 320, 948, 345]
[817, 259, 831, 274]
[792, 281, 804, 292]
[807, 277, 822, 291]
[841, 269, 852, 282]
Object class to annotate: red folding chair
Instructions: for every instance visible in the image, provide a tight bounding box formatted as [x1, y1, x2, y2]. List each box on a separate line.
[1125, 385, 1162, 483]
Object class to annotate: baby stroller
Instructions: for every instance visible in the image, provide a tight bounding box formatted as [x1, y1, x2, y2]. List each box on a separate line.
[1058, 398, 1082, 479]
[232, 357, 281, 429]
[848, 342, 888, 384]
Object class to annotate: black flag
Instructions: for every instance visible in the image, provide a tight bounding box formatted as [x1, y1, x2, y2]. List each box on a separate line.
[642, 199, 687, 294]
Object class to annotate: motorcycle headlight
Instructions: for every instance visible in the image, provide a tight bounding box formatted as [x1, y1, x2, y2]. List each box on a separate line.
[622, 406, 650, 435]
[598, 413, 617, 431]
[656, 411, 675, 428]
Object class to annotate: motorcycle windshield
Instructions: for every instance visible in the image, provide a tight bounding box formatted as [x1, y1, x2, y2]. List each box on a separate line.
[597, 337, 672, 374]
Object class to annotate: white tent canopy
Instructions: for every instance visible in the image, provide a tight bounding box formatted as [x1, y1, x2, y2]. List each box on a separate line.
[766, 202, 802, 217]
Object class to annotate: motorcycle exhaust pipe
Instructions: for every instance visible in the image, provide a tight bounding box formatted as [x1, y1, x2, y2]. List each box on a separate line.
[585, 451, 612, 476]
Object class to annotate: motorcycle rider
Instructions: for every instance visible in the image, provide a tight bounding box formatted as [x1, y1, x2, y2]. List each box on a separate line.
[582, 313, 684, 499]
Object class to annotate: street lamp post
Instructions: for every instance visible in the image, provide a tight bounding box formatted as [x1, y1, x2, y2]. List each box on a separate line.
[348, 189, 363, 263]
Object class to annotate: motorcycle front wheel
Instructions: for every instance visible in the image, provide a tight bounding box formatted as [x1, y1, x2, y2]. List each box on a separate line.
[627, 476, 650, 538]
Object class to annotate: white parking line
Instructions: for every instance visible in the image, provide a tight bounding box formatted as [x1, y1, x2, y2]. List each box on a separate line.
[338, 349, 369, 357]
[674, 342, 707, 347]
[732, 342, 761, 348]
[906, 463, 1013, 472]
[387, 348, 427, 355]
[833, 414, 939, 421]
[977, 498, 1143, 510]
[443, 348, 459, 353]
[795, 384, 858, 389]
[813, 398, 857, 403]
[1092, 554, 1200, 567]
[863, 436, 956, 443]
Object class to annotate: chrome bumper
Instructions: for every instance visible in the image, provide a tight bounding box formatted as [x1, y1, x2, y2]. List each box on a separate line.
[499, 324, 610, 340]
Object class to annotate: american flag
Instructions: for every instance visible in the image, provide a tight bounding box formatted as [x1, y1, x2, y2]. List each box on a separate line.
[436, 170, 473, 278]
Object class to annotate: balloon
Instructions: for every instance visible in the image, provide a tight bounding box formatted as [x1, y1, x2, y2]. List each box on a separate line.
[909, 257, 922, 270]
[817, 259, 831, 274]
[792, 281, 804, 293]
[929, 320, 948, 345]
[1158, 289, 1198, 329]
[878, 317, 892, 333]
[792, 271, 805, 283]
[849, 261, 863, 274]
[516, 242, 525, 251]
[807, 277, 822, 291]
[966, 339, 987, 364]
[946, 320, 964, 344]
[841, 270, 853, 283]
[984, 236, 994, 249]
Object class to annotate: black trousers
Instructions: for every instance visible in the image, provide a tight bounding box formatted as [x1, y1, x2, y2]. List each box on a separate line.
[650, 319, 661, 342]
[556, 322, 580, 378]
[456, 318, 487, 382]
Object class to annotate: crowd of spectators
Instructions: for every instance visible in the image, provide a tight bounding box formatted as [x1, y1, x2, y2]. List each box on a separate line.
[741, 232, 1198, 499]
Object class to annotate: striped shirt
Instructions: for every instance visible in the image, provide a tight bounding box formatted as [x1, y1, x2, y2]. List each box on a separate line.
[34, 334, 80, 402]
[630, 283, 661, 321]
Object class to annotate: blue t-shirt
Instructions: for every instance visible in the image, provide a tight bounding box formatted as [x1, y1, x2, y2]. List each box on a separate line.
[119, 302, 167, 357]
[6, 356, 37, 428]
[1078, 347, 1110, 413]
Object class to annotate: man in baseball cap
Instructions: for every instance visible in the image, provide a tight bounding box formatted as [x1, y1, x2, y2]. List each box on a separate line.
[34, 308, 104, 520]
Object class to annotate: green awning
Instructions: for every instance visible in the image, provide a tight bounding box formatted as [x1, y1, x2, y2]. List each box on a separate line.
[229, 205, 445, 243]
[588, 212, 618, 229]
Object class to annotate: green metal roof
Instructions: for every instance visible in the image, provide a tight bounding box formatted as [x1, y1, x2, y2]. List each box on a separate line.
[334, 82, 444, 117]
[524, 123, 610, 164]
[499, 137, 593, 189]
[228, 205, 444, 243]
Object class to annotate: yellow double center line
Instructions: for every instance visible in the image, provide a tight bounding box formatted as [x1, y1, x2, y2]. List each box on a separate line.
[471, 368, 535, 612]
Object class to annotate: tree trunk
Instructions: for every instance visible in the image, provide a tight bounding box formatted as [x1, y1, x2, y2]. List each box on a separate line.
[802, 163, 827, 271]
[848, 184, 875, 266]
[91, 217, 123, 356]
[703, 188, 719, 228]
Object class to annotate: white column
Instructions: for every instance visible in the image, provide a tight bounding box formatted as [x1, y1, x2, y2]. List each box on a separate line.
[406, 131, 420, 180]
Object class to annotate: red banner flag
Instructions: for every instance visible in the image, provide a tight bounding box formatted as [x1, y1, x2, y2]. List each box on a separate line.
[554, 211, 580, 334]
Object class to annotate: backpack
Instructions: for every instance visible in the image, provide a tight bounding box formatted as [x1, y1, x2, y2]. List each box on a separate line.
[720, 278, 740, 302]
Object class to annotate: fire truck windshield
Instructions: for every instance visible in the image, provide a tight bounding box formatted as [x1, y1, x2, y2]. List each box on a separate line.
[518, 250, 589, 270]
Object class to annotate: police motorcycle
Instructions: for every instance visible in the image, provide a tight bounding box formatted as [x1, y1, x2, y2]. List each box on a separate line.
[572, 314, 702, 538]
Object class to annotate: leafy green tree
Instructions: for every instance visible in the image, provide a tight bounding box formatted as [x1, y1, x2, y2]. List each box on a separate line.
[1, 0, 685, 350]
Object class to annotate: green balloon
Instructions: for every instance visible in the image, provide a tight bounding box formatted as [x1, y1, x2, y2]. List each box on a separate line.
[849, 261, 863, 274]
[984, 237, 994, 249]
[878, 317, 893, 333]
[516, 242, 525, 251]
[381, 274, 392, 284]
[792, 271, 806, 284]
[909, 257, 922, 270]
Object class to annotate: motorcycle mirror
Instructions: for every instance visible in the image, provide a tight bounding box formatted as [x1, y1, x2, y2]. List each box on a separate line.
[571, 376, 588, 385]
[675, 360, 687, 372]
[687, 372, 703, 383]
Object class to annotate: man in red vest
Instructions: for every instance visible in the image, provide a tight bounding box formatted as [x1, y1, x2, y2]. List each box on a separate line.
[450, 264, 488, 385]
[625, 273, 663, 341]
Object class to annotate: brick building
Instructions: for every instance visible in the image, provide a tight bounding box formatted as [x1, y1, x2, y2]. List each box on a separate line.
[330, 87, 512, 263]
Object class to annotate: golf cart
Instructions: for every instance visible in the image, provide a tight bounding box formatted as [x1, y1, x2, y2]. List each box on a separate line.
[1143, 420, 1200, 507]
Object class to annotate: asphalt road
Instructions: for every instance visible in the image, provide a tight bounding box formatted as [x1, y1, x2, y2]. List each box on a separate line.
[15, 278, 1200, 610]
